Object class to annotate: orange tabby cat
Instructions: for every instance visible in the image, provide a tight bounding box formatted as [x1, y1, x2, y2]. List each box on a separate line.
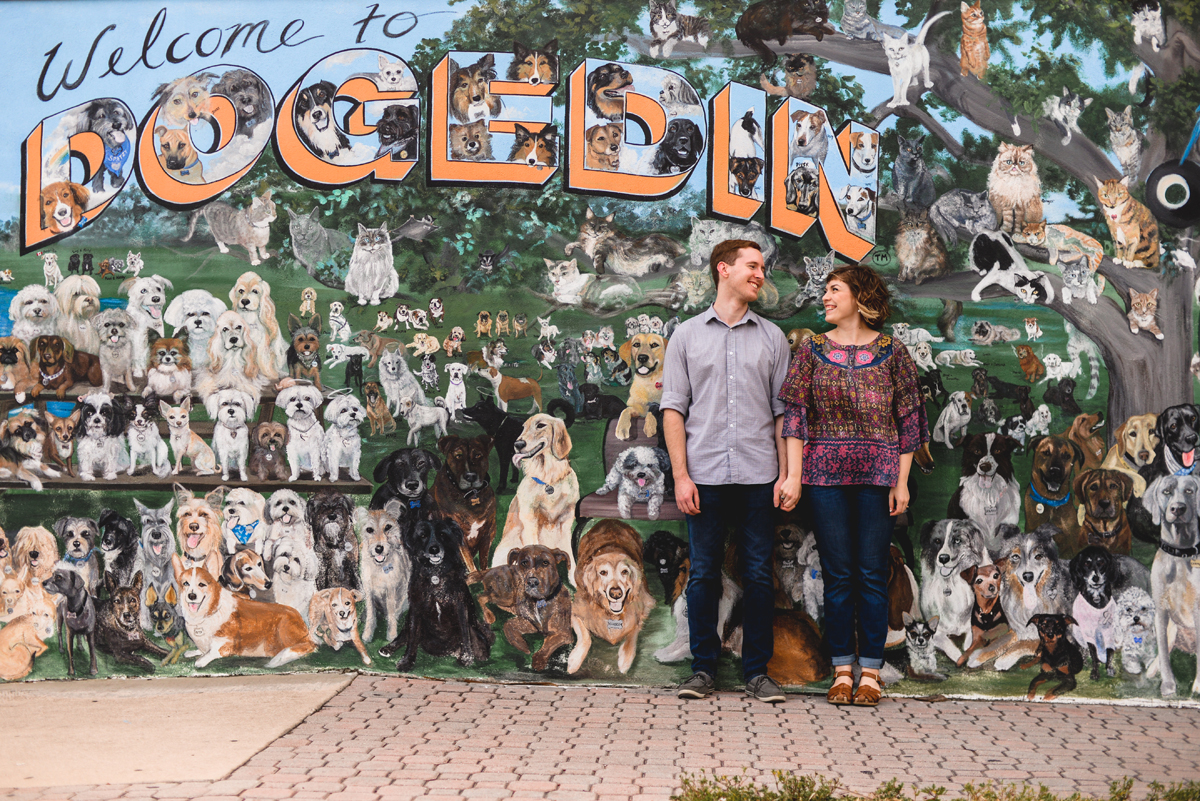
[1095, 176, 1159, 269]
[1127, 288, 1163, 340]
[959, 0, 990, 79]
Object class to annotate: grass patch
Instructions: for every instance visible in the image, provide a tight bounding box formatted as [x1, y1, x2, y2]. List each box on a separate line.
[672, 773, 1200, 801]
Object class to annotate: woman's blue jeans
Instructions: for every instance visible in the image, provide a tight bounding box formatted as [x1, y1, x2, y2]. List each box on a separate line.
[685, 482, 775, 681]
[807, 484, 893, 669]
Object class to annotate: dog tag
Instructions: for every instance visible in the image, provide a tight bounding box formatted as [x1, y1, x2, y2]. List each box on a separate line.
[1036, 503, 1045, 514]
[606, 619, 623, 631]
[545, 486, 554, 495]
[1191, 558, 1200, 569]
[345, 541, 354, 552]
[431, 575, 441, 585]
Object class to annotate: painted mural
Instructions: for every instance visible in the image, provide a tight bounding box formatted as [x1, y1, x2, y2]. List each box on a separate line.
[0, 0, 1197, 703]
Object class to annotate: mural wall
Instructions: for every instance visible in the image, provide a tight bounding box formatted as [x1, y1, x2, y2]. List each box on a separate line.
[0, 0, 1197, 702]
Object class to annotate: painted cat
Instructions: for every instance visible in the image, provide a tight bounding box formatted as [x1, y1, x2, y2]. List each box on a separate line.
[671, 268, 714, 311]
[288, 208, 351, 274]
[1063, 319, 1101, 399]
[344, 223, 398, 306]
[959, 0, 990, 79]
[1127, 288, 1164, 340]
[896, 209, 951, 285]
[182, 189, 276, 266]
[545, 258, 594, 304]
[1131, 0, 1165, 52]
[892, 133, 936, 212]
[1042, 86, 1093, 146]
[649, 0, 711, 58]
[563, 207, 685, 277]
[839, 0, 906, 40]
[1095, 176, 1159, 269]
[880, 11, 952, 108]
[1105, 106, 1142, 180]
[796, 250, 836, 308]
[929, 189, 997, 247]
[987, 143, 1043, 233]
[1019, 221, 1105, 273]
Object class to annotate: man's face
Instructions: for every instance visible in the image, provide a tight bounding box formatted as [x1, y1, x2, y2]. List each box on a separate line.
[718, 248, 765, 303]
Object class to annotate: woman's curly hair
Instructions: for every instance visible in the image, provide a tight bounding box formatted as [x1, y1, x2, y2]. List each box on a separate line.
[826, 263, 892, 330]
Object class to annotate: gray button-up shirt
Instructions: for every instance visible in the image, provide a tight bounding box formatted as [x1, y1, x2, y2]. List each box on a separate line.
[660, 305, 790, 485]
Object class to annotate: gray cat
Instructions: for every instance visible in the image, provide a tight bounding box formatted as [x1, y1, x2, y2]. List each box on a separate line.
[839, 0, 906, 40]
[288, 208, 352, 275]
[796, 250, 836, 308]
[892, 133, 935, 212]
[182, 188, 276, 266]
[1105, 106, 1142, 180]
[687, 217, 779, 272]
[929, 189, 998, 247]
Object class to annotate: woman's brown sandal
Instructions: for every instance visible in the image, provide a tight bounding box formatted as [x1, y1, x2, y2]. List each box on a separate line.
[853, 668, 882, 707]
[827, 666, 854, 705]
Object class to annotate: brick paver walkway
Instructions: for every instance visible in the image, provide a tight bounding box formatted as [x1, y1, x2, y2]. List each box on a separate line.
[3, 675, 1198, 800]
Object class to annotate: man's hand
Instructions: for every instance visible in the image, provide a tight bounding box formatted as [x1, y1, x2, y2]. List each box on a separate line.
[675, 473, 700, 515]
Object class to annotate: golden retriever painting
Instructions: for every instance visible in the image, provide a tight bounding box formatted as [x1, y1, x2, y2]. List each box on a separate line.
[615, 333, 666, 440]
[491, 414, 579, 576]
[567, 519, 654, 674]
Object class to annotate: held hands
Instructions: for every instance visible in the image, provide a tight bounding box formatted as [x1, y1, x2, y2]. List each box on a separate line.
[675, 473, 701, 515]
[776, 473, 802, 512]
[889, 482, 910, 516]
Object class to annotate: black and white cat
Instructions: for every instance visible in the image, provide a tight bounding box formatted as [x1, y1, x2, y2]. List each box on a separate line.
[1042, 86, 1093, 146]
[969, 230, 1054, 305]
[1131, 0, 1165, 52]
[648, 0, 711, 58]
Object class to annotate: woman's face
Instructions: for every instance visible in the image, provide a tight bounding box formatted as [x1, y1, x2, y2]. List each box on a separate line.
[822, 278, 859, 326]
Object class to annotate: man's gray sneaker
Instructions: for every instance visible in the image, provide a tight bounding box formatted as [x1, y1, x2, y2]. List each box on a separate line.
[677, 671, 716, 699]
[746, 674, 785, 703]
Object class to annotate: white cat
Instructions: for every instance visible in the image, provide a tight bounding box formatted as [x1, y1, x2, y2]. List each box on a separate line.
[344, 223, 398, 306]
[545, 258, 593, 305]
[1132, 0, 1165, 52]
[881, 11, 952, 108]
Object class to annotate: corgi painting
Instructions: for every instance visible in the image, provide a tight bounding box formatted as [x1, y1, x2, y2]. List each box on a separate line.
[449, 54, 503, 123]
[175, 565, 316, 668]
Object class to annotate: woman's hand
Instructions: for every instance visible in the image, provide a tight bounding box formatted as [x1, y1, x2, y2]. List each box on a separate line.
[776, 473, 802, 511]
[889, 481, 910, 516]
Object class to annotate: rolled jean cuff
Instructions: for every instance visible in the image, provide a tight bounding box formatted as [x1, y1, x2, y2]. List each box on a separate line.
[858, 657, 884, 670]
[830, 655, 856, 667]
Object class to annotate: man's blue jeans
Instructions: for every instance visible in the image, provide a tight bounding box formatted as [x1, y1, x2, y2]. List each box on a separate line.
[807, 484, 893, 670]
[685, 482, 775, 681]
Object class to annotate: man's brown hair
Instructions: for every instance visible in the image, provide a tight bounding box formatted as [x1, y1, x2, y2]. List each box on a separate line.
[826, 263, 892, 330]
[709, 239, 762, 287]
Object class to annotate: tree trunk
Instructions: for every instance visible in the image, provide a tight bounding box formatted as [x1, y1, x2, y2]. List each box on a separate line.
[904, 268, 1193, 448]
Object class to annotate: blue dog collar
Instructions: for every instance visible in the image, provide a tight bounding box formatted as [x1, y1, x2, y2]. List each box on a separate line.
[62, 548, 94, 566]
[1028, 483, 1070, 508]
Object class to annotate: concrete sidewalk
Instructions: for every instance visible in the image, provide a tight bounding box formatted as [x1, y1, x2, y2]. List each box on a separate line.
[2, 675, 1197, 801]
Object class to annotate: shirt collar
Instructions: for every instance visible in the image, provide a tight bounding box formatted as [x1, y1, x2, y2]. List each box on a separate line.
[700, 304, 760, 329]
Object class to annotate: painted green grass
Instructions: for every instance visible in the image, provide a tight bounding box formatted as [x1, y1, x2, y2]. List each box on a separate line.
[0, 244, 1195, 699]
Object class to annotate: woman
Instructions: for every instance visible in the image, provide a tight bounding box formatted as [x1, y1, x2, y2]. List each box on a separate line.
[777, 264, 929, 706]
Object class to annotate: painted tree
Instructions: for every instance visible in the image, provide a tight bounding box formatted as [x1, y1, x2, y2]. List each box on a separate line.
[629, 0, 1199, 438]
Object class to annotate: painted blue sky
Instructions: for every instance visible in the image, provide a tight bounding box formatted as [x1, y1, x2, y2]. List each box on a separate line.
[4, 0, 1133, 221]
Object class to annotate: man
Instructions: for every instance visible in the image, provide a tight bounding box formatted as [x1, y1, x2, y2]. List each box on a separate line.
[660, 239, 795, 703]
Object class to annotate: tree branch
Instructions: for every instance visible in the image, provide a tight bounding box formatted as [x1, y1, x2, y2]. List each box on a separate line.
[625, 32, 1121, 189]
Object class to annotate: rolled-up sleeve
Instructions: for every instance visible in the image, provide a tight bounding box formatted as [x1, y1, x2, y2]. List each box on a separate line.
[891, 341, 930, 453]
[659, 327, 690, 416]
